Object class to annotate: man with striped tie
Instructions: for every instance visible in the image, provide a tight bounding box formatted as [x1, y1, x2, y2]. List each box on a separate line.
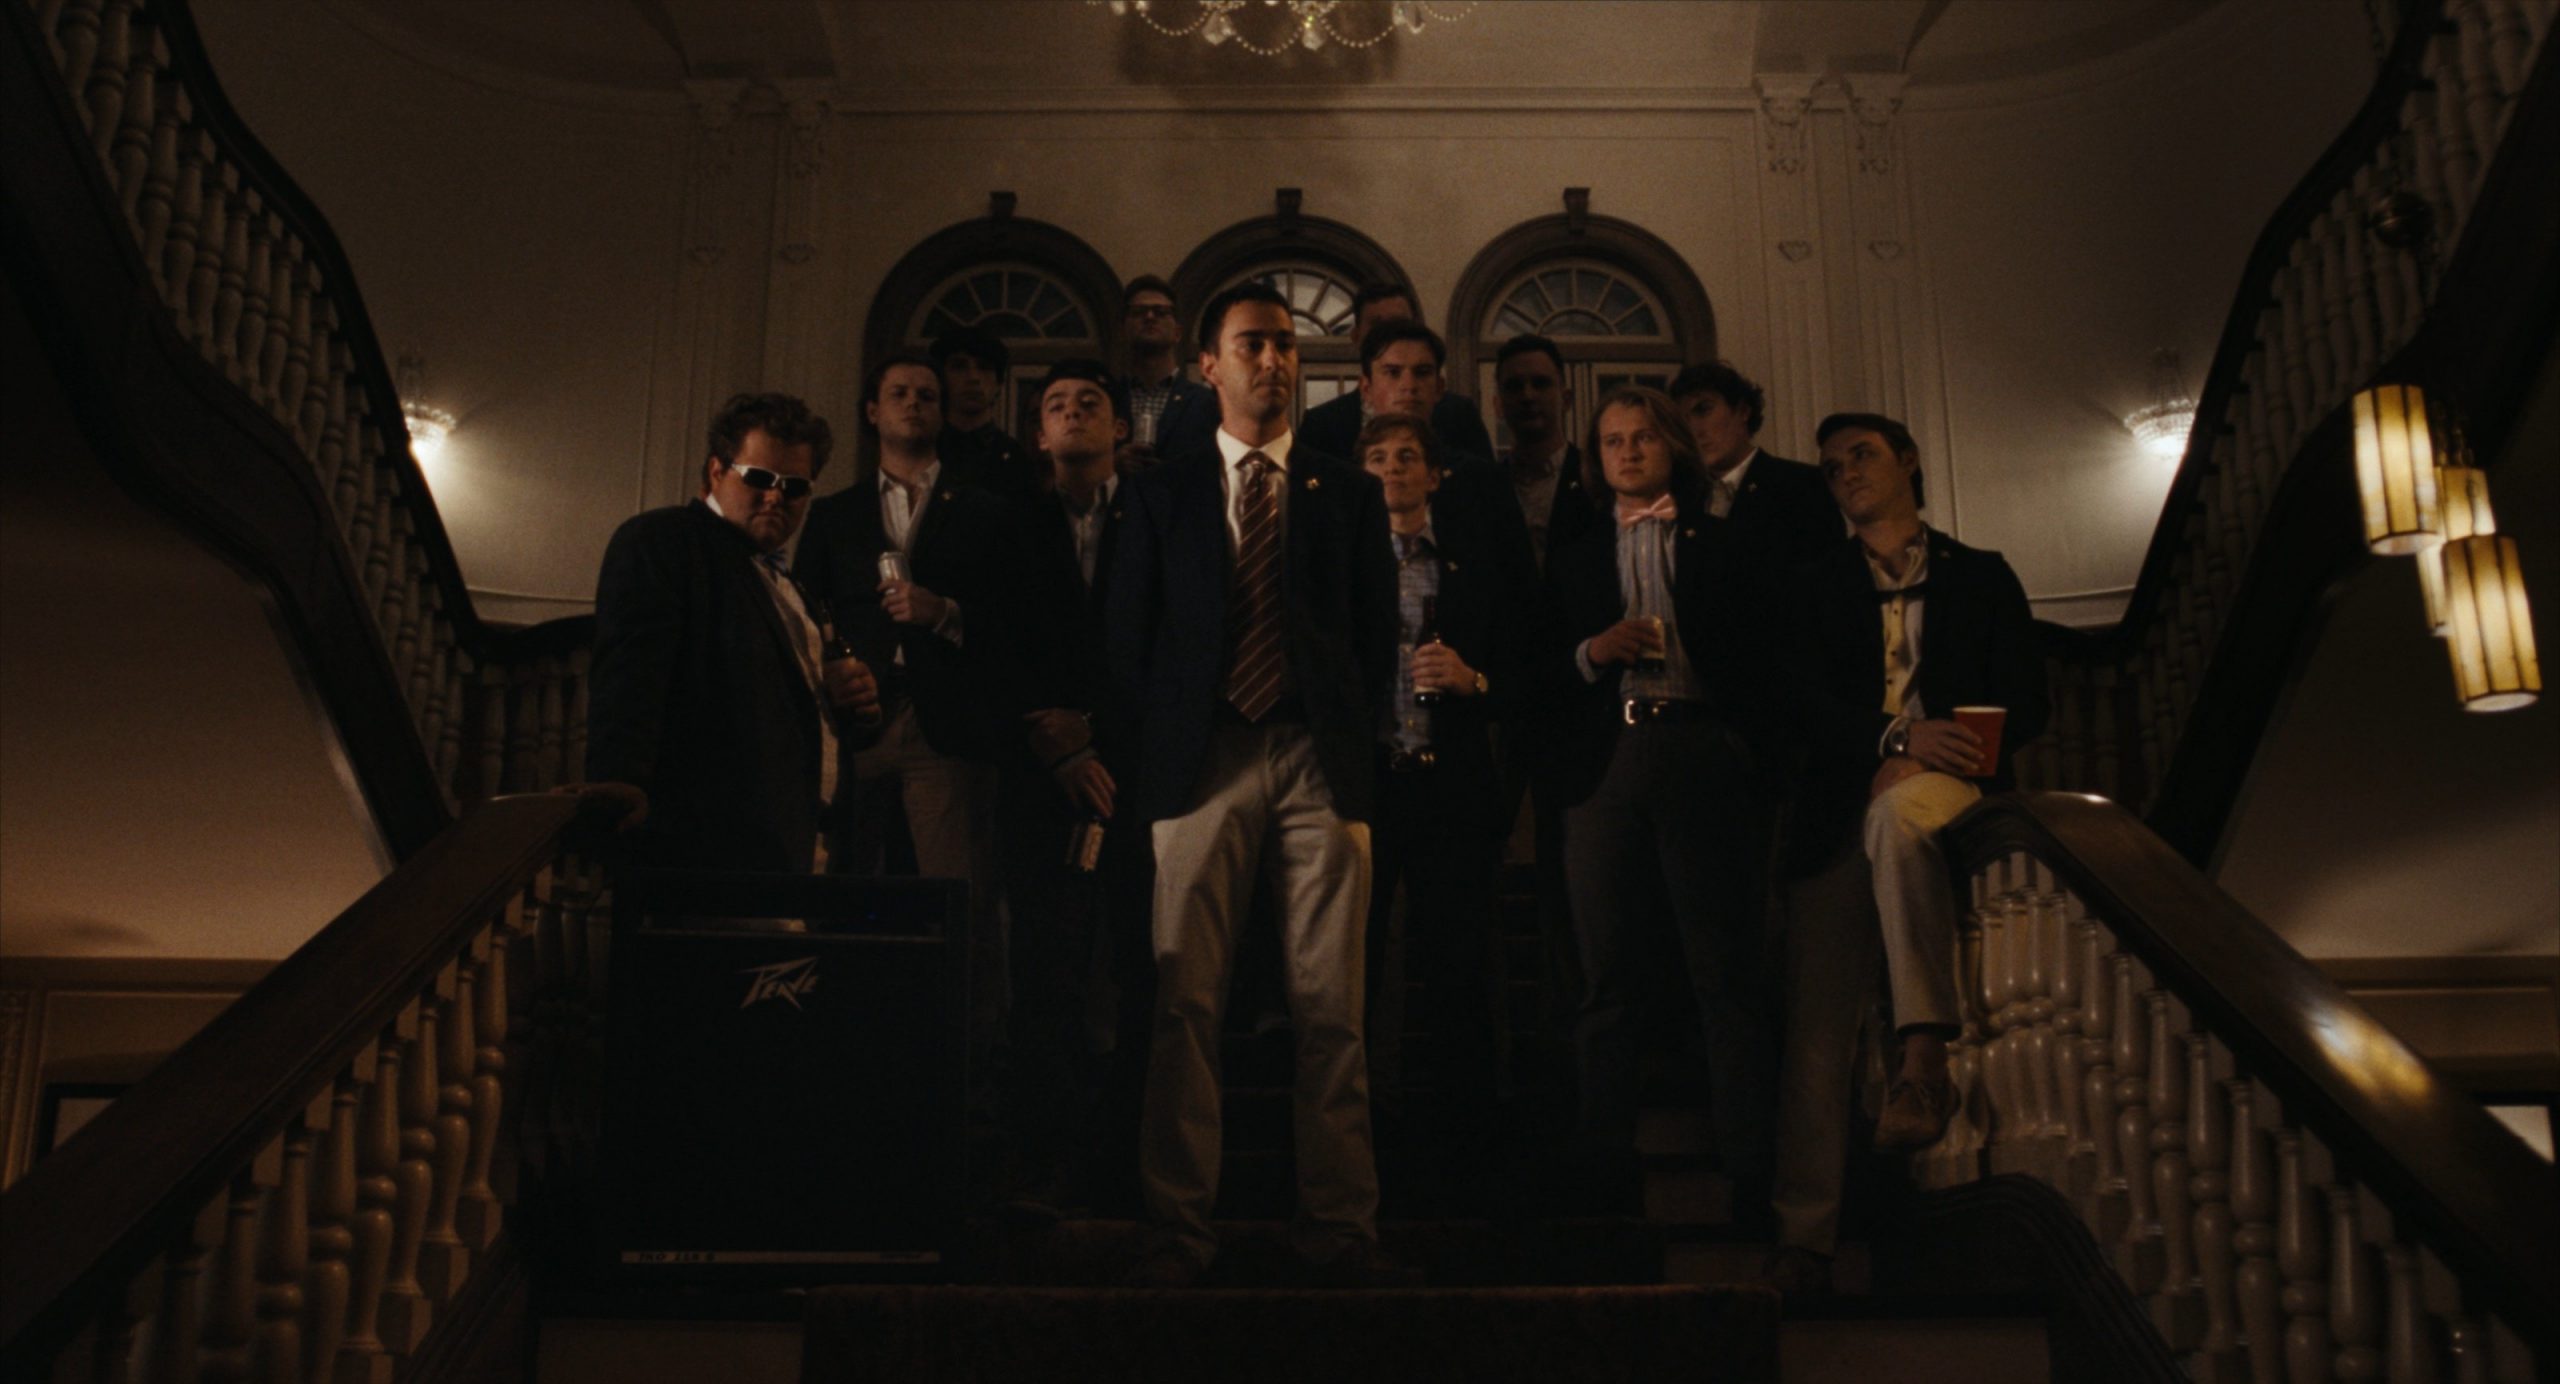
[1106, 281, 1404, 1288]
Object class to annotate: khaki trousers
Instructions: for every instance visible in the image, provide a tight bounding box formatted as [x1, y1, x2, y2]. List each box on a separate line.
[1863, 770, 1980, 1031]
[1141, 722, 1378, 1266]
[846, 704, 1003, 1071]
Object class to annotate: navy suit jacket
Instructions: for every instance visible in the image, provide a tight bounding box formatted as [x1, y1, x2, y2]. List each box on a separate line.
[1780, 529, 2050, 873]
[1298, 390, 1496, 465]
[586, 501, 831, 873]
[1107, 440, 1399, 824]
[1387, 489, 1532, 836]
[1013, 481, 1133, 764]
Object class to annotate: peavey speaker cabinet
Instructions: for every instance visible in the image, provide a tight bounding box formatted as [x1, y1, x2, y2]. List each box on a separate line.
[598, 870, 966, 1282]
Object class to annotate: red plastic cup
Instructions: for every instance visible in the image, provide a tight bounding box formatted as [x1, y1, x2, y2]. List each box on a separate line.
[1953, 706, 2006, 777]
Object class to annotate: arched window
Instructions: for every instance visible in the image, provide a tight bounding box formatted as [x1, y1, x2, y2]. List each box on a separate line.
[862, 216, 1120, 453]
[1449, 211, 1716, 452]
[1173, 209, 1410, 428]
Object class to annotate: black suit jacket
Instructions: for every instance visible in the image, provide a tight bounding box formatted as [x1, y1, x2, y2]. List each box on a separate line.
[1298, 390, 1497, 466]
[1538, 487, 1779, 808]
[586, 501, 828, 873]
[1523, 443, 1606, 570]
[1781, 529, 2050, 873]
[1135, 377, 1217, 452]
[1013, 481, 1133, 762]
[1723, 450, 1842, 572]
[795, 472, 1025, 763]
[940, 423, 1038, 501]
[1107, 441, 1399, 824]
[1388, 490, 1531, 835]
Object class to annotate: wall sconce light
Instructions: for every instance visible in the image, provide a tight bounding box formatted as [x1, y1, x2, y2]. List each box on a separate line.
[2417, 458, 2495, 635]
[2439, 534, 2541, 711]
[397, 352, 455, 468]
[2350, 383, 2441, 555]
[2123, 348, 2197, 460]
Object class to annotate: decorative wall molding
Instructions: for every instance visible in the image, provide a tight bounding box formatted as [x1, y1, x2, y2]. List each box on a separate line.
[775, 82, 831, 266]
[1844, 73, 1910, 175]
[681, 79, 749, 265]
[1754, 74, 1821, 175]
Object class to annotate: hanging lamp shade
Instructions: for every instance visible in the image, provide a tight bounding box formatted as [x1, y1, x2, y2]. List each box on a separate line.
[2418, 464, 2497, 635]
[2440, 534, 2541, 711]
[2351, 384, 2441, 555]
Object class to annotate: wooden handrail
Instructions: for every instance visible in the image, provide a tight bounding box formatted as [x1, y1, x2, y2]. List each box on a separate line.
[1938, 792, 2557, 1365]
[0, 788, 629, 1371]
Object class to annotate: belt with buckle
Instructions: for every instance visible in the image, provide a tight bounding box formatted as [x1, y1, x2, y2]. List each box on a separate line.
[1383, 747, 1438, 773]
[1622, 698, 1713, 726]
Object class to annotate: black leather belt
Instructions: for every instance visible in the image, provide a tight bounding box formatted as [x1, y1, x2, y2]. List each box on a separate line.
[1622, 698, 1714, 726]
[1382, 747, 1438, 773]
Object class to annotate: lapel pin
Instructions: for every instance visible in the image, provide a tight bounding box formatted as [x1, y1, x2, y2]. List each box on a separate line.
[1683, 527, 1698, 539]
[1304, 476, 1321, 490]
[938, 490, 953, 502]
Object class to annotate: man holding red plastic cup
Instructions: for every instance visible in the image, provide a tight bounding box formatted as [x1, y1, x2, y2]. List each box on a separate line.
[1761, 411, 2047, 1298]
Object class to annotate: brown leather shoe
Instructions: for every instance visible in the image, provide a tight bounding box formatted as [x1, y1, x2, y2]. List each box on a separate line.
[1873, 1074, 1958, 1150]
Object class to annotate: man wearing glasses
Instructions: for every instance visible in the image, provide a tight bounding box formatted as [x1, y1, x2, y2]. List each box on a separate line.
[587, 392, 878, 875]
[1119, 275, 1213, 467]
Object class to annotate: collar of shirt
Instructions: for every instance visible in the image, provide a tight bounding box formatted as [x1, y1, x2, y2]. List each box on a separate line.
[1864, 529, 1931, 592]
[1215, 427, 1293, 474]
[1063, 474, 1118, 519]
[1717, 447, 1760, 495]
[880, 459, 941, 501]
[1392, 517, 1438, 560]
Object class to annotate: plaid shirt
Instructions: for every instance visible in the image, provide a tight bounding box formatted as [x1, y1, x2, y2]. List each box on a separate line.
[1387, 524, 1444, 752]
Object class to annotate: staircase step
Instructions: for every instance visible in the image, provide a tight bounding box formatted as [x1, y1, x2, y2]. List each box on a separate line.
[1780, 1312, 2049, 1384]
[803, 1283, 1778, 1383]
[983, 1218, 1665, 1288]
[535, 1318, 801, 1384]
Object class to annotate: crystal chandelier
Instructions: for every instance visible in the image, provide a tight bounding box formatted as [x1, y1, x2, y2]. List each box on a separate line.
[1097, 0, 1475, 55]
[397, 352, 455, 467]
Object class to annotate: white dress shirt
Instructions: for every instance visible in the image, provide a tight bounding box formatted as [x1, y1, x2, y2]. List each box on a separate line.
[1215, 426, 1294, 550]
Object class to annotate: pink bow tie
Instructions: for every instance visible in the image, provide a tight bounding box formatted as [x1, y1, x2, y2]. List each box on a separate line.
[1616, 494, 1678, 527]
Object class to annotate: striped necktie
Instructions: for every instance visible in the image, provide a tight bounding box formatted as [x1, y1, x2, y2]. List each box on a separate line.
[1223, 453, 1290, 721]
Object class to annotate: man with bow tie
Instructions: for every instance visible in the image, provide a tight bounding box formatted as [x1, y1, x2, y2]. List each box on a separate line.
[586, 392, 879, 875]
[1539, 384, 1781, 1219]
[1763, 410, 2047, 1298]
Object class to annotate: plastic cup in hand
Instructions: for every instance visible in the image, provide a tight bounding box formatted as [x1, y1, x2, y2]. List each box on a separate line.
[1633, 615, 1668, 676]
[1952, 706, 2006, 777]
[877, 551, 911, 585]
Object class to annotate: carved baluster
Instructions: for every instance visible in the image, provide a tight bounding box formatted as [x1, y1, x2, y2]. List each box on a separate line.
[88, 1265, 153, 1384]
[321, 345, 358, 515]
[2230, 1083, 2283, 1384]
[2279, 1132, 2335, 1384]
[2404, 71, 2457, 243]
[477, 670, 507, 802]
[2189, 1041, 2241, 1381]
[186, 161, 235, 349]
[160, 120, 206, 307]
[256, 227, 296, 407]
[107, 24, 155, 222]
[566, 650, 591, 787]
[148, 1201, 220, 1384]
[2051, 912, 2092, 1204]
[459, 925, 508, 1250]
[2338, 176, 2382, 378]
[1971, 894, 2011, 1169]
[2113, 958, 2162, 1292]
[378, 1005, 435, 1357]
[2478, 0, 2533, 95]
[2146, 992, 2199, 1346]
[2299, 212, 2339, 403]
[279, 262, 317, 448]
[136, 71, 182, 292]
[252, 1123, 310, 1384]
[2450, 1, 2505, 189]
[2381, 1245, 2440, 1384]
[2330, 1184, 2382, 1383]
[538, 664, 568, 789]
[56, 0, 106, 93]
[340, 1031, 400, 1382]
[212, 187, 254, 378]
[2083, 946, 2127, 1241]
[80, 0, 134, 159]
[200, 1168, 262, 1382]
[235, 204, 276, 399]
[303, 1081, 357, 1384]
[419, 964, 475, 1301]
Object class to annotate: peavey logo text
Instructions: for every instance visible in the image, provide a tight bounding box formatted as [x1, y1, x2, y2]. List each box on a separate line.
[739, 956, 821, 1010]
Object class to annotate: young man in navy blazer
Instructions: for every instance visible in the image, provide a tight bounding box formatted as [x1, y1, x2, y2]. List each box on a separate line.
[1766, 411, 2047, 1296]
[1106, 281, 1405, 1287]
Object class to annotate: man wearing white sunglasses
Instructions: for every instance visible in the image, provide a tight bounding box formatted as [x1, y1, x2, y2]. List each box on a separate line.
[587, 391, 879, 875]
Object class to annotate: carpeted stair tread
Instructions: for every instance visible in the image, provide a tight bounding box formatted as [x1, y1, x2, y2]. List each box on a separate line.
[980, 1217, 1667, 1288]
[803, 1282, 1779, 1383]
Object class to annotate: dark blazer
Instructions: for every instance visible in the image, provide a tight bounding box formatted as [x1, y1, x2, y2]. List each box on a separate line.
[1780, 528, 2050, 874]
[1135, 377, 1217, 453]
[940, 423, 1037, 501]
[1107, 441, 1399, 825]
[1723, 450, 1843, 572]
[585, 501, 829, 873]
[1524, 443, 1605, 570]
[795, 471, 1025, 763]
[1387, 488, 1532, 835]
[1538, 486, 1779, 808]
[1299, 390, 1496, 465]
[1013, 480, 1133, 759]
